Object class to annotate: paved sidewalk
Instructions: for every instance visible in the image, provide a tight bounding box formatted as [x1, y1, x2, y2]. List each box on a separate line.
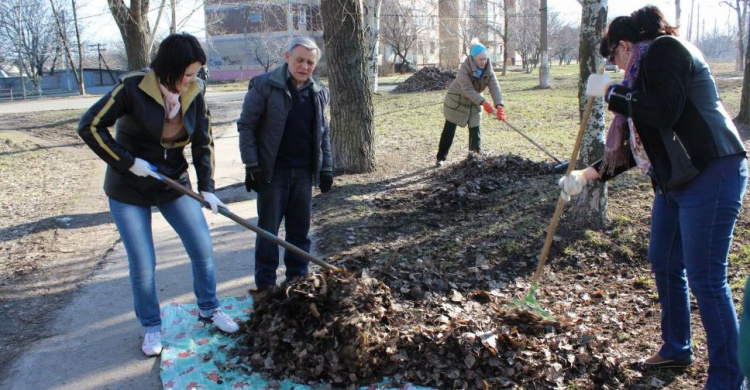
[0, 110, 285, 389]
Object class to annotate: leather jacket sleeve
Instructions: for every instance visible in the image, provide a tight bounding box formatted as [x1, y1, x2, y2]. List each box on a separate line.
[77, 83, 136, 173]
[237, 76, 267, 169]
[190, 94, 215, 193]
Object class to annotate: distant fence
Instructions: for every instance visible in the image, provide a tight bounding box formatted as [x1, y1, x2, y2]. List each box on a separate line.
[0, 69, 127, 101]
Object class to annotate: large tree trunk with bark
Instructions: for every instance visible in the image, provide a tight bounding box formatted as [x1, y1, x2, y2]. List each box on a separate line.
[571, 0, 607, 229]
[439, 0, 460, 70]
[108, 0, 151, 70]
[321, 0, 376, 173]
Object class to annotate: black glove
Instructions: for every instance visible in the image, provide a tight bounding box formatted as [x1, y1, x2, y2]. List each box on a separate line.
[319, 172, 333, 193]
[245, 167, 264, 193]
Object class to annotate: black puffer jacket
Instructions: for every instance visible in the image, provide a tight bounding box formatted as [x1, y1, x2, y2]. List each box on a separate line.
[600, 35, 745, 190]
[78, 70, 214, 206]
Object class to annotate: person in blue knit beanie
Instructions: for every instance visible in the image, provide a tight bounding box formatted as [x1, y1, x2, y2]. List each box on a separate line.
[435, 38, 506, 167]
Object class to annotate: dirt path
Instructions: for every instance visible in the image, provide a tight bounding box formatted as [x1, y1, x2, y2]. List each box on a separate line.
[0, 127, 119, 377]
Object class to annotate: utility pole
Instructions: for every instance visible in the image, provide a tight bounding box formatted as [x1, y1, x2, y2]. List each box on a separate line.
[97, 44, 103, 85]
[89, 44, 106, 85]
[539, 0, 549, 88]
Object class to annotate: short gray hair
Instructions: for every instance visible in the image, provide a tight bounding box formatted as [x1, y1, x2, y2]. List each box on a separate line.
[287, 36, 321, 60]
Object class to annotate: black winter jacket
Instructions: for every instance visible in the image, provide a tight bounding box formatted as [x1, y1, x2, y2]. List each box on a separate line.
[598, 35, 745, 191]
[78, 70, 214, 206]
[237, 64, 333, 185]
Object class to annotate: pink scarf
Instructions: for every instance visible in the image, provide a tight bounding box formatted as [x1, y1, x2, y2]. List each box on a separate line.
[158, 83, 181, 119]
[601, 41, 651, 175]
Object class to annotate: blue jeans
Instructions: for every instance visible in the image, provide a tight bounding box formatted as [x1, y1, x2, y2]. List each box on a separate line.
[254, 166, 312, 287]
[109, 196, 220, 333]
[649, 154, 747, 390]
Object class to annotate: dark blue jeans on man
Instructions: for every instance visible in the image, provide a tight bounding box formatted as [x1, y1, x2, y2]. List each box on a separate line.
[649, 154, 747, 390]
[254, 166, 312, 288]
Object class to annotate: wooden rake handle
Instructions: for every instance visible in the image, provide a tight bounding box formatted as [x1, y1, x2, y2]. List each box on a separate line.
[159, 175, 340, 272]
[532, 63, 606, 282]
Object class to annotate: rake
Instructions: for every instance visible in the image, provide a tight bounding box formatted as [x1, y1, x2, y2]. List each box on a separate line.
[508, 63, 606, 319]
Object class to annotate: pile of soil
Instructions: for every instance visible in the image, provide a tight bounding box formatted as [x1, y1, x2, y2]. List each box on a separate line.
[392, 66, 457, 93]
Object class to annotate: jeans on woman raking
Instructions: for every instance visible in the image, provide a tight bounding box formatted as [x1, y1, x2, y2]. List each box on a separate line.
[254, 166, 312, 288]
[109, 195, 220, 333]
[648, 154, 747, 390]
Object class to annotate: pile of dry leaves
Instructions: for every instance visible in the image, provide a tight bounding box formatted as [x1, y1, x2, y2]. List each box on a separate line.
[230, 268, 628, 389]
[393, 66, 457, 93]
[227, 153, 724, 388]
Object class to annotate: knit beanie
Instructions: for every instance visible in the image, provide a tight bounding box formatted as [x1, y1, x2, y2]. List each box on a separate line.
[470, 38, 486, 58]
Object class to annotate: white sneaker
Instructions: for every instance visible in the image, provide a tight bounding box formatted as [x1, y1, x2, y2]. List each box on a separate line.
[201, 309, 239, 333]
[141, 331, 163, 357]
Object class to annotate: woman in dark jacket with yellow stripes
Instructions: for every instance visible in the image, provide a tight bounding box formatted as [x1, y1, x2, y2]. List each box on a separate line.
[559, 6, 746, 390]
[78, 33, 238, 357]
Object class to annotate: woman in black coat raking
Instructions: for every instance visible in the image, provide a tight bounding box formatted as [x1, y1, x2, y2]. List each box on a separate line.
[559, 6, 746, 390]
[78, 33, 239, 357]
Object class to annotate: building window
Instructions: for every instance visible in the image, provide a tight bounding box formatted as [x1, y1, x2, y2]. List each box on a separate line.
[249, 12, 261, 24]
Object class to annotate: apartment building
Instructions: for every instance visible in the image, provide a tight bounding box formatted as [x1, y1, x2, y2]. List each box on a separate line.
[204, 0, 324, 81]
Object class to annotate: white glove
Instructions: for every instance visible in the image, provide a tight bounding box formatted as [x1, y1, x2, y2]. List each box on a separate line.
[200, 191, 226, 214]
[558, 170, 588, 202]
[585, 73, 612, 97]
[129, 158, 160, 179]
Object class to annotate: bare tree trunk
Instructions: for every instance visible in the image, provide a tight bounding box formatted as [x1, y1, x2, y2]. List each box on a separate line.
[736, 14, 750, 125]
[439, 0, 460, 70]
[321, 0, 376, 173]
[539, 0, 549, 88]
[504, 0, 517, 72]
[148, 0, 167, 54]
[571, 0, 607, 229]
[169, 0, 176, 34]
[107, 0, 151, 70]
[49, 0, 85, 95]
[675, 0, 681, 26]
[732, 0, 747, 72]
[71, 0, 85, 94]
[16, 0, 27, 99]
[363, 0, 382, 93]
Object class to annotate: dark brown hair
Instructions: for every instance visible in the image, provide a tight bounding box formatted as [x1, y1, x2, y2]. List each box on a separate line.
[599, 5, 679, 60]
[151, 33, 206, 93]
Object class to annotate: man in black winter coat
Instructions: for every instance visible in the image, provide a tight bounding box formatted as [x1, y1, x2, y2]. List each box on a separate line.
[237, 36, 333, 290]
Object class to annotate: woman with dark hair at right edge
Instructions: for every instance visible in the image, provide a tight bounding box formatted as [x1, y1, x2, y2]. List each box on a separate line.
[558, 6, 747, 389]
